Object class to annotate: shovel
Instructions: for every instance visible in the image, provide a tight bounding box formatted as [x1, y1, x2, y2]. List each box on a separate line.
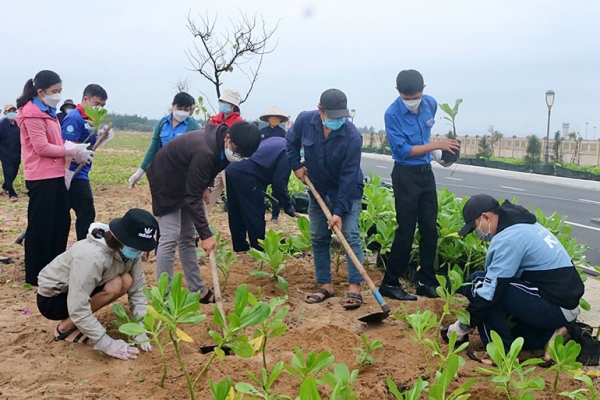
[262, 191, 302, 218]
[304, 176, 390, 323]
[199, 250, 232, 355]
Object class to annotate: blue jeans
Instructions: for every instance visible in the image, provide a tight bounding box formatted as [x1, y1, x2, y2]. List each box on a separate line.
[308, 196, 363, 284]
[467, 271, 571, 351]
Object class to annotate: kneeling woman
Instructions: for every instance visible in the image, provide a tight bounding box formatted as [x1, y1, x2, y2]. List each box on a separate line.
[36, 208, 158, 360]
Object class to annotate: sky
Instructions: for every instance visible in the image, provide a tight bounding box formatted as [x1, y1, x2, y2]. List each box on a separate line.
[2, 0, 600, 139]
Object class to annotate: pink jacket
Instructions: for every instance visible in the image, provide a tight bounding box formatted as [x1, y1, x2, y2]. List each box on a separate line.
[16, 101, 67, 181]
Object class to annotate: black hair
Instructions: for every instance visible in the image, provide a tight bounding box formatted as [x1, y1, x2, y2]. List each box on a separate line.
[83, 84, 108, 101]
[172, 92, 195, 108]
[396, 69, 424, 95]
[16, 70, 61, 109]
[233, 105, 241, 113]
[228, 121, 261, 157]
[91, 228, 122, 250]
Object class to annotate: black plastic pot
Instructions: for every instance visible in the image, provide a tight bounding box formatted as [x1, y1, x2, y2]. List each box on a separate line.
[441, 140, 461, 163]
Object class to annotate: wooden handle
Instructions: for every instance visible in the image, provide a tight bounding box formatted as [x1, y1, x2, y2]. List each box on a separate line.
[209, 251, 226, 333]
[71, 122, 114, 177]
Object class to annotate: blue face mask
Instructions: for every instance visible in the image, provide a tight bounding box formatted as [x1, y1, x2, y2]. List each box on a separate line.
[323, 118, 345, 131]
[121, 246, 142, 259]
[6, 112, 16, 120]
[219, 103, 231, 114]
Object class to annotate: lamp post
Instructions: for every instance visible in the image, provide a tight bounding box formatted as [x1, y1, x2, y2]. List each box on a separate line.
[349, 109, 356, 123]
[594, 126, 597, 140]
[544, 90, 555, 163]
[586, 122, 589, 139]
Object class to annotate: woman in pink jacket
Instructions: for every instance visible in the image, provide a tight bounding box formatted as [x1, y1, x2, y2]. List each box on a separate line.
[15, 70, 94, 286]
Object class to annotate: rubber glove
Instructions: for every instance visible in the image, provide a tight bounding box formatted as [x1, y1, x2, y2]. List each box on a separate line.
[97, 125, 115, 147]
[445, 320, 470, 342]
[431, 149, 453, 167]
[94, 334, 140, 360]
[284, 204, 297, 217]
[134, 322, 152, 352]
[128, 168, 145, 188]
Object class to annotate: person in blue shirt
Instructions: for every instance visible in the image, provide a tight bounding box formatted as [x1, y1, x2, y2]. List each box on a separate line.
[379, 69, 460, 301]
[225, 136, 295, 251]
[287, 89, 365, 310]
[56, 99, 76, 125]
[0, 104, 21, 201]
[62, 84, 109, 240]
[128, 92, 199, 189]
[444, 194, 584, 358]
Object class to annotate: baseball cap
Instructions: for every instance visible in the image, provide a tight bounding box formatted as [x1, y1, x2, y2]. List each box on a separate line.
[4, 104, 16, 112]
[109, 208, 158, 251]
[458, 194, 500, 236]
[319, 89, 350, 119]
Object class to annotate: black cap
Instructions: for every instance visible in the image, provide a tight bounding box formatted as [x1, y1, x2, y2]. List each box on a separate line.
[319, 89, 350, 119]
[109, 208, 158, 251]
[458, 194, 500, 236]
[60, 99, 76, 113]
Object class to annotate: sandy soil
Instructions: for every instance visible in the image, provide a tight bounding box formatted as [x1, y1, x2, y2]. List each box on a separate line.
[0, 185, 595, 399]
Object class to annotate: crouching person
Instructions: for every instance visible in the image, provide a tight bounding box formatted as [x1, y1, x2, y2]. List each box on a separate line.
[36, 208, 158, 360]
[444, 194, 584, 359]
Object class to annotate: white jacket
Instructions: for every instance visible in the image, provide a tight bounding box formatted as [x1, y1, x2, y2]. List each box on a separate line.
[37, 223, 147, 342]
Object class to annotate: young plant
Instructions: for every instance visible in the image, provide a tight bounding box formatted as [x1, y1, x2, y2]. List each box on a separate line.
[284, 216, 312, 257]
[253, 296, 291, 370]
[284, 347, 335, 383]
[560, 374, 599, 400]
[439, 99, 462, 139]
[119, 273, 205, 391]
[319, 363, 360, 400]
[83, 106, 111, 142]
[428, 354, 475, 400]
[368, 220, 396, 270]
[435, 265, 471, 329]
[545, 335, 582, 393]
[214, 232, 237, 291]
[387, 376, 428, 400]
[478, 331, 545, 400]
[354, 334, 383, 367]
[395, 306, 437, 377]
[235, 361, 291, 400]
[249, 230, 290, 291]
[210, 376, 242, 400]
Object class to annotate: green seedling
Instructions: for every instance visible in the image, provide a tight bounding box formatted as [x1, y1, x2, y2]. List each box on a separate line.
[253, 296, 290, 370]
[284, 216, 312, 257]
[354, 334, 382, 367]
[425, 329, 469, 373]
[319, 363, 360, 400]
[387, 376, 428, 400]
[395, 306, 437, 377]
[210, 376, 242, 400]
[368, 219, 395, 270]
[545, 335, 582, 393]
[249, 230, 290, 291]
[560, 374, 599, 400]
[284, 347, 335, 382]
[214, 232, 237, 291]
[83, 106, 110, 142]
[478, 331, 545, 400]
[428, 354, 475, 400]
[439, 99, 462, 139]
[235, 361, 291, 400]
[119, 273, 205, 391]
[297, 377, 321, 400]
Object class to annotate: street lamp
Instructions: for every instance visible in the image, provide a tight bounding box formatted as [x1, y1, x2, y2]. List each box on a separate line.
[544, 90, 555, 163]
[594, 126, 597, 140]
[349, 109, 356, 123]
[586, 122, 589, 139]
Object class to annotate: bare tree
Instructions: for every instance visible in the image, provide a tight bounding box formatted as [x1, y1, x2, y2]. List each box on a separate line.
[173, 78, 192, 93]
[186, 12, 279, 107]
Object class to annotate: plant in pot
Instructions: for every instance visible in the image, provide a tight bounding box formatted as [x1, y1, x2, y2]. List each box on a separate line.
[439, 99, 463, 163]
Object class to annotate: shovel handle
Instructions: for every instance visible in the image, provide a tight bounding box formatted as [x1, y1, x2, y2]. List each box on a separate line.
[209, 251, 227, 334]
[304, 176, 390, 314]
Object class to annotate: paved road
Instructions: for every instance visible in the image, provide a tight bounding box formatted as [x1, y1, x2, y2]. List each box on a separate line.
[361, 154, 600, 267]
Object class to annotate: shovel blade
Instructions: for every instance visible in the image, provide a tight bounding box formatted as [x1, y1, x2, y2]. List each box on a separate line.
[358, 311, 390, 324]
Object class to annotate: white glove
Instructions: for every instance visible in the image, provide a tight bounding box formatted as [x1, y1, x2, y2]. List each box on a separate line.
[134, 322, 152, 351]
[97, 126, 114, 148]
[94, 334, 140, 360]
[64, 141, 94, 164]
[447, 320, 470, 341]
[431, 149, 453, 167]
[128, 168, 145, 189]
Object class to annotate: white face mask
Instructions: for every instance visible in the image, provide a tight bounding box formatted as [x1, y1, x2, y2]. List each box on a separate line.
[225, 147, 244, 162]
[43, 93, 62, 108]
[172, 110, 190, 122]
[402, 98, 421, 112]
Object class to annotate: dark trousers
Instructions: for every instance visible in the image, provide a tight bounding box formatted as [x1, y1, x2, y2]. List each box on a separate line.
[25, 178, 71, 286]
[383, 163, 438, 286]
[226, 167, 267, 252]
[68, 178, 96, 241]
[467, 271, 571, 351]
[1, 159, 20, 197]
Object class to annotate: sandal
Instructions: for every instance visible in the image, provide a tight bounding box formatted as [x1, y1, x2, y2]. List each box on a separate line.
[200, 289, 216, 304]
[305, 288, 333, 304]
[54, 325, 90, 344]
[343, 293, 363, 310]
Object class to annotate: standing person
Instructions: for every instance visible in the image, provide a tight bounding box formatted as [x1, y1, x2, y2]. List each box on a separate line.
[205, 88, 244, 214]
[0, 104, 21, 201]
[226, 136, 295, 252]
[379, 69, 460, 301]
[62, 84, 110, 240]
[56, 99, 76, 125]
[37, 208, 158, 360]
[259, 106, 290, 221]
[444, 194, 584, 356]
[128, 92, 199, 188]
[286, 89, 365, 309]
[15, 70, 95, 286]
[146, 121, 261, 303]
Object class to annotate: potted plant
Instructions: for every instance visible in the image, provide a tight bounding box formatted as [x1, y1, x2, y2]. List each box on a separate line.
[439, 99, 462, 163]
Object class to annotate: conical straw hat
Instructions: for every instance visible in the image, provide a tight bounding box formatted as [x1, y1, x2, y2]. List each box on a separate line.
[259, 106, 289, 122]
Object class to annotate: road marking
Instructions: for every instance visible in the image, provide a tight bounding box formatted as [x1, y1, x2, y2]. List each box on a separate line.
[578, 199, 600, 205]
[500, 185, 526, 191]
[445, 177, 463, 181]
[566, 221, 600, 232]
[376, 165, 388, 169]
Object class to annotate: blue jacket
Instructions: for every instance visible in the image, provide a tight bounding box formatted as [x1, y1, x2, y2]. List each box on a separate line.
[260, 125, 286, 139]
[286, 110, 363, 216]
[140, 115, 200, 170]
[0, 118, 21, 162]
[62, 107, 96, 180]
[384, 94, 437, 165]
